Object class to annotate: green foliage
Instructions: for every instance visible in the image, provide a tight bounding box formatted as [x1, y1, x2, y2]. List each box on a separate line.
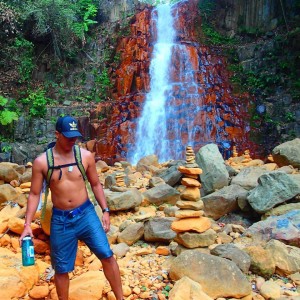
[201, 23, 236, 45]
[0, 96, 19, 126]
[1, 144, 12, 153]
[140, 285, 147, 292]
[162, 285, 171, 297]
[0, 1, 19, 38]
[285, 112, 295, 122]
[0, 110, 18, 126]
[13, 38, 35, 83]
[78, 67, 113, 103]
[21, 89, 52, 118]
[72, 0, 98, 41]
[199, 0, 216, 20]
[10, 0, 99, 59]
[228, 32, 300, 101]
[197, 1, 236, 46]
[95, 67, 112, 100]
[238, 26, 263, 37]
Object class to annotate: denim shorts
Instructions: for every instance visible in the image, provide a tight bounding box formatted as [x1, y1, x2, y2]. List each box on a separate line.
[50, 199, 113, 274]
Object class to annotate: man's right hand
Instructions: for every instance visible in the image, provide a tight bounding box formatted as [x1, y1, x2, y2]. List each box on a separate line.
[19, 225, 34, 246]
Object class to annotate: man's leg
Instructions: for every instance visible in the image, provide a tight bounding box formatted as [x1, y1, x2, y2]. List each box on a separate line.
[101, 256, 123, 300]
[55, 272, 70, 300]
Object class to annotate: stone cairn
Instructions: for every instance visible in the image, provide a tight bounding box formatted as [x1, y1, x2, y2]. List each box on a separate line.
[171, 146, 213, 248]
[115, 172, 126, 187]
[232, 145, 238, 157]
[110, 162, 128, 192]
[226, 147, 253, 169]
[241, 149, 252, 163]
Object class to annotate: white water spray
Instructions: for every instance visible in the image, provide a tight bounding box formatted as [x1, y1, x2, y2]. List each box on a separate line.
[130, 4, 176, 164]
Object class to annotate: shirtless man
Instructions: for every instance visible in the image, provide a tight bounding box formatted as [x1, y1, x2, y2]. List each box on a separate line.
[20, 116, 123, 300]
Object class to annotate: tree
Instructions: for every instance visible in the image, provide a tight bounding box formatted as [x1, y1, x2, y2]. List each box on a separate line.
[2, 0, 99, 59]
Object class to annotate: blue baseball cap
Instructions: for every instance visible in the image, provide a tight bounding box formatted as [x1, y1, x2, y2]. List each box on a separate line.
[55, 116, 83, 138]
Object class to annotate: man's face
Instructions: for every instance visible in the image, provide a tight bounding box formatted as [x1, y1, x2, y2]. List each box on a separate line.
[56, 131, 77, 150]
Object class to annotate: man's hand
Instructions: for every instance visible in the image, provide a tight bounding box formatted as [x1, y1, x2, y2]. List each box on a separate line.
[19, 225, 34, 246]
[102, 213, 110, 233]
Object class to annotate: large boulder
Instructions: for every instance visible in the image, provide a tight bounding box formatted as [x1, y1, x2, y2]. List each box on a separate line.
[143, 183, 180, 205]
[168, 276, 213, 300]
[0, 184, 21, 204]
[117, 222, 144, 246]
[272, 138, 300, 168]
[202, 184, 246, 220]
[265, 239, 300, 276]
[136, 154, 159, 173]
[51, 270, 106, 300]
[245, 209, 300, 246]
[156, 164, 183, 187]
[231, 166, 268, 190]
[196, 144, 229, 194]
[144, 217, 176, 242]
[0, 163, 20, 183]
[105, 188, 142, 211]
[247, 172, 300, 213]
[0, 247, 40, 299]
[169, 250, 251, 298]
[210, 243, 251, 273]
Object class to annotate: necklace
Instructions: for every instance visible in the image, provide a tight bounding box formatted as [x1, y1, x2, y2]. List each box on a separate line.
[53, 147, 74, 172]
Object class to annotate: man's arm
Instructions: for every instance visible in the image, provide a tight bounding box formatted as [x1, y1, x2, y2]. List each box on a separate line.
[84, 150, 110, 232]
[19, 155, 45, 242]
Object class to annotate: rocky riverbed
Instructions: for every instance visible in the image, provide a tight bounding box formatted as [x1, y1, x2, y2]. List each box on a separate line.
[0, 138, 300, 300]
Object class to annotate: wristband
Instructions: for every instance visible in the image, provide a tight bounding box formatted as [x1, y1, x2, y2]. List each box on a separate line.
[102, 207, 110, 213]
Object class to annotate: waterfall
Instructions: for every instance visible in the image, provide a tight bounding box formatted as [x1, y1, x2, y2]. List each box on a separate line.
[93, 0, 254, 164]
[126, 1, 238, 165]
[129, 3, 180, 164]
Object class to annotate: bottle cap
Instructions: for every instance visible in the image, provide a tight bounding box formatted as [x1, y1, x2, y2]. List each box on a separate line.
[23, 236, 31, 240]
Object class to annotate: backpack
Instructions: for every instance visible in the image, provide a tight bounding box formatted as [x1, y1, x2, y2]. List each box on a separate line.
[40, 145, 97, 219]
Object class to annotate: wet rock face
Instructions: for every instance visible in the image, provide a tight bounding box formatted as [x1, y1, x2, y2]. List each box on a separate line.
[91, 1, 256, 164]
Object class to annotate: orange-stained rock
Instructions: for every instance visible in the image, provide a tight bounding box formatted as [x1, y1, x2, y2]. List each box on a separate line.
[0, 221, 8, 234]
[175, 210, 204, 219]
[8, 217, 39, 235]
[171, 217, 211, 233]
[29, 285, 49, 299]
[75, 249, 84, 266]
[20, 182, 31, 189]
[33, 238, 50, 254]
[86, 139, 96, 152]
[155, 246, 170, 256]
[180, 186, 201, 201]
[178, 166, 202, 175]
[181, 178, 201, 187]
[50, 270, 106, 300]
[0, 233, 10, 246]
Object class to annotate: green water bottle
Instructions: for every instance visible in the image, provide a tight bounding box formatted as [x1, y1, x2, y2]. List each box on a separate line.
[22, 236, 35, 266]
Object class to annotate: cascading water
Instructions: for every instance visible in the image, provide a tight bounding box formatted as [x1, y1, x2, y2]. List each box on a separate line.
[94, 0, 254, 164]
[128, 2, 215, 164]
[129, 3, 176, 164]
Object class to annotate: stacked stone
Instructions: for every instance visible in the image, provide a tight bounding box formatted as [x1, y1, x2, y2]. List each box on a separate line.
[242, 149, 252, 163]
[115, 172, 126, 187]
[114, 162, 124, 171]
[171, 146, 215, 249]
[232, 146, 238, 157]
[267, 153, 274, 162]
